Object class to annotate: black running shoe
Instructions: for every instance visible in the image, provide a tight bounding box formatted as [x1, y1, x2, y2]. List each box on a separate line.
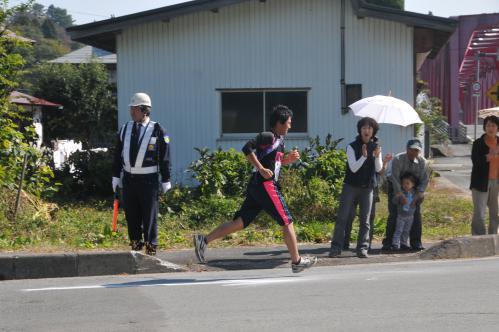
[130, 240, 144, 251]
[145, 242, 157, 256]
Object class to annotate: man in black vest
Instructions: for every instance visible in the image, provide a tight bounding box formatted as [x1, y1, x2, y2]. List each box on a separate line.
[112, 92, 171, 255]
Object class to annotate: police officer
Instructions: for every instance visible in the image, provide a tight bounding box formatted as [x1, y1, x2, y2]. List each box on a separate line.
[112, 92, 171, 255]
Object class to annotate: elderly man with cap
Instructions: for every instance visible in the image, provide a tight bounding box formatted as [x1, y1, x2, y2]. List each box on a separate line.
[381, 138, 430, 251]
[112, 92, 171, 255]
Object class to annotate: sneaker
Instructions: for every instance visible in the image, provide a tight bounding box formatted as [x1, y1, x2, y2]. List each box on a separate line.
[411, 245, 425, 251]
[145, 242, 157, 256]
[130, 240, 144, 251]
[400, 244, 411, 251]
[357, 248, 368, 258]
[381, 243, 391, 251]
[193, 234, 207, 263]
[291, 256, 317, 273]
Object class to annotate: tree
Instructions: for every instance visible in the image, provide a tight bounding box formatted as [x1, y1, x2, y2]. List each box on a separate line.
[46, 4, 73, 28]
[366, 0, 404, 10]
[31, 2, 44, 18]
[34, 38, 68, 61]
[416, 81, 449, 144]
[7, 2, 76, 66]
[0, 0, 55, 197]
[41, 18, 56, 39]
[30, 62, 117, 148]
[8, 12, 43, 40]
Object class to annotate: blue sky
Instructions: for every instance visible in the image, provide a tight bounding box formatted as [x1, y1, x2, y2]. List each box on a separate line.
[9, 0, 499, 25]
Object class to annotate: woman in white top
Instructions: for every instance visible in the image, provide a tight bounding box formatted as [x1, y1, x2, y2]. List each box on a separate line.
[329, 117, 382, 258]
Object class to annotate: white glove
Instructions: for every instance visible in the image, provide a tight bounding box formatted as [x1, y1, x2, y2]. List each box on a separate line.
[161, 182, 172, 193]
[112, 177, 121, 192]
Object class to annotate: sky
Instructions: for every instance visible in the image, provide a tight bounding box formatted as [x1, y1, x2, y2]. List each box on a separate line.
[8, 0, 499, 25]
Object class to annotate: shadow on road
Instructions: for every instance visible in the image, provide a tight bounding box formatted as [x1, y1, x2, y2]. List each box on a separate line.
[103, 275, 303, 288]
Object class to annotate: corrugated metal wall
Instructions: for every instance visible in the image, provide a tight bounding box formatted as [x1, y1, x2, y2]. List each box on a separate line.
[344, 2, 414, 155]
[117, 0, 415, 183]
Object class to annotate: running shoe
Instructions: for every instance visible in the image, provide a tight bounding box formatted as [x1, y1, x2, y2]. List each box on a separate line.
[291, 255, 317, 273]
[193, 234, 207, 263]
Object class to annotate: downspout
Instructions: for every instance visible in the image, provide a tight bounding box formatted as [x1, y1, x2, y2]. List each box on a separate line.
[341, 0, 347, 114]
[413, 30, 418, 138]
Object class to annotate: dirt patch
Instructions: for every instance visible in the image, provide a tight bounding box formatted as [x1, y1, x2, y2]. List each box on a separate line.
[430, 176, 470, 199]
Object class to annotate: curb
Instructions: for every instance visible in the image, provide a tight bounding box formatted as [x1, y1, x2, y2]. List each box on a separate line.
[419, 235, 499, 260]
[0, 251, 187, 280]
[2, 236, 499, 280]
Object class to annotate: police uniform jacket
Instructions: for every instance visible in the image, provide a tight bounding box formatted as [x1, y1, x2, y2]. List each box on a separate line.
[112, 119, 171, 182]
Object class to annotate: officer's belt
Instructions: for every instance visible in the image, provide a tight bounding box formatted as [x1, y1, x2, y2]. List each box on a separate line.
[123, 166, 158, 174]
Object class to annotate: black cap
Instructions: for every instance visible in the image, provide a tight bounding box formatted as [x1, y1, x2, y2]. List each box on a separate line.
[406, 138, 422, 151]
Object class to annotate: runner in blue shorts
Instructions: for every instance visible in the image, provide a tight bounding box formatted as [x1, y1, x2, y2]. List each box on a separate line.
[194, 105, 317, 273]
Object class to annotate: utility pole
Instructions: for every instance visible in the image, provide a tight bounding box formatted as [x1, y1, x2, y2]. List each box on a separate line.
[474, 52, 481, 140]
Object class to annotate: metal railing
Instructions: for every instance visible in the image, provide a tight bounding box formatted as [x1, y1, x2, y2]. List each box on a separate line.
[449, 122, 469, 143]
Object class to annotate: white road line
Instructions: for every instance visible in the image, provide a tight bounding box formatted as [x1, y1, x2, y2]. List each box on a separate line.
[19, 268, 435, 292]
[21, 276, 306, 292]
[20, 257, 499, 292]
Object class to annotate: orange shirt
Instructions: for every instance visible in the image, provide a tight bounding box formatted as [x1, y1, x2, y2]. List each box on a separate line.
[485, 135, 499, 180]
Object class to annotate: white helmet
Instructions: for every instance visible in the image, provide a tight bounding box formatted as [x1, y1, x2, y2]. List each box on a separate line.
[128, 92, 152, 107]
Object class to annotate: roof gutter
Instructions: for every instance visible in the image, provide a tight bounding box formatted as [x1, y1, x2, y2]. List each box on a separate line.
[67, 0, 251, 41]
[351, 0, 457, 32]
[67, 0, 458, 53]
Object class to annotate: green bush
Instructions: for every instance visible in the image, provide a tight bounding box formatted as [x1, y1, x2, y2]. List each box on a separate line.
[0, 104, 56, 198]
[54, 149, 114, 199]
[284, 134, 347, 220]
[294, 220, 333, 243]
[280, 169, 338, 223]
[0, 3, 57, 207]
[162, 193, 242, 228]
[187, 147, 252, 197]
[179, 135, 347, 226]
[297, 134, 346, 192]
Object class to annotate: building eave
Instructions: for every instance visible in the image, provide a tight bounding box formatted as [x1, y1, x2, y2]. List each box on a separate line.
[67, 0, 252, 52]
[351, 0, 457, 32]
[67, 0, 458, 54]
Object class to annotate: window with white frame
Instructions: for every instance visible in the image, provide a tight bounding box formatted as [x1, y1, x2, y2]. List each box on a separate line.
[221, 89, 308, 135]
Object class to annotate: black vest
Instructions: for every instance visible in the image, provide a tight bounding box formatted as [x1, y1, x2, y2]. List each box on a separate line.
[344, 137, 376, 188]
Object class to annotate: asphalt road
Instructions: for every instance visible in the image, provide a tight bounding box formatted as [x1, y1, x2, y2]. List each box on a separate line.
[2, 257, 499, 331]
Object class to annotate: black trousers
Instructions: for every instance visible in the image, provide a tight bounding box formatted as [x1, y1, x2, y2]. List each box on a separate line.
[382, 182, 423, 248]
[122, 173, 159, 245]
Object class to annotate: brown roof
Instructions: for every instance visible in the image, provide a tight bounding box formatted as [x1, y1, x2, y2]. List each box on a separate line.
[1, 29, 36, 43]
[9, 91, 63, 108]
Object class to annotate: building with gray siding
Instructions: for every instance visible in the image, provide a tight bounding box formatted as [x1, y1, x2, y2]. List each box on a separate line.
[68, 0, 456, 183]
